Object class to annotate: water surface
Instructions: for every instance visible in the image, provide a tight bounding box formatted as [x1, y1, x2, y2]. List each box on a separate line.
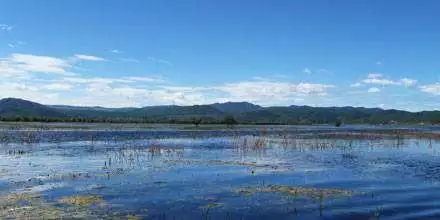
[0, 125, 440, 219]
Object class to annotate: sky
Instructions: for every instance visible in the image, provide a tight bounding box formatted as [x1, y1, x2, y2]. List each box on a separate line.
[0, 0, 440, 111]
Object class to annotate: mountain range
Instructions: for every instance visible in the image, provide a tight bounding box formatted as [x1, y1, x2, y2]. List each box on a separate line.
[1, 97, 439, 124]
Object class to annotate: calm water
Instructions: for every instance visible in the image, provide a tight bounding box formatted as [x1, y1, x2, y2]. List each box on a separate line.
[1, 126, 440, 219]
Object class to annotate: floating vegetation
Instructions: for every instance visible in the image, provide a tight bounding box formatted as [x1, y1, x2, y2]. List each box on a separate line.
[200, 202, 223, 209]
[236, 185, 352, 200]
[0, 193, 60, 219]
[127, 214, 141, 220]
[0, 192, 136, 219]
[58, 195, 103, 206]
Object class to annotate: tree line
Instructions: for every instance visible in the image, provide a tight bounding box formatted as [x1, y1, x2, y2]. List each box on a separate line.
[0, 115, 238, 126]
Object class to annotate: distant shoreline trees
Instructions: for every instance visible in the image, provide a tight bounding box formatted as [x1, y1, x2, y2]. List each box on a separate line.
[223, 115, 237, 128]
[0, 116, 241, 125]
[0, 116, 435, 126]
[0, 114, 438, 125]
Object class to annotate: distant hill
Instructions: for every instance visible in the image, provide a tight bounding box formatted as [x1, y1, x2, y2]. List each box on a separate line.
[1, 97, 440, 124]
[50, 105, 135, 118]
[131, 105, 225, 121]
[0, 98, 65, 118]
[210, 102, 262, 114]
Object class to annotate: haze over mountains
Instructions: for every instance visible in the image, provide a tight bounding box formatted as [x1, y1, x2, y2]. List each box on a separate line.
[1, 98, 440, 124]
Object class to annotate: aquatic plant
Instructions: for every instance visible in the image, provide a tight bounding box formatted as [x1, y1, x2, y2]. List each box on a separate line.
[0, 193, 60, 219]
[58, 195, 103, 206]
[235, 185, 352, 200]
[127, 214, 141, 220]
[200, 202, 223, 220]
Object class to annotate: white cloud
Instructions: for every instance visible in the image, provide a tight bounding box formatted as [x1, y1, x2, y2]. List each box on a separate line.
[0, 60, 25, 77]
[74, 54, 106, 61]
[420, 83, 440, 95]
[399, 78, 417, 87]
[363, 78, 396, 85]
[0, 72, 335, 107]
[368, 87, 380, 93]
[296, 83, 333, 94]
[62, 75, 162, 85]
[44, 83, 74, 91]
[363, 73, 397, 85]
[64, 83, 209, 107]
[0, 24, 13, 31]
[350, 82, 362, 87]
[0, 53, 122, 79]
[359, 73, 417, 87]
[94, 80, 332, 107]
[0, 82, 62, 105]
[123, 76, 164, 83]
[216, 81, 334, 105]
[12, 53, 70, 74]
[0, 53, 71, 75]
[0, 53, 336, 107]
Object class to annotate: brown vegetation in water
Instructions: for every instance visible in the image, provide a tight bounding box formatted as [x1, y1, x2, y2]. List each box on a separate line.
[236, 185, 352, 200]
[58, 195, 104, 206]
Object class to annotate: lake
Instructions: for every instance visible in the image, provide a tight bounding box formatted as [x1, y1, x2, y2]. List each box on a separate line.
[0, 124, 440, 219]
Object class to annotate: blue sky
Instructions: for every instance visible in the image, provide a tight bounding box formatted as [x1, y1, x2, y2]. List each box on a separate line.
[0, 0, 440, 111]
